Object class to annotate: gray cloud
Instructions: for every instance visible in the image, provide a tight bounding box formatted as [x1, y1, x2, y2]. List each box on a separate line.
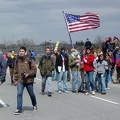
[0, 0, 119, 44]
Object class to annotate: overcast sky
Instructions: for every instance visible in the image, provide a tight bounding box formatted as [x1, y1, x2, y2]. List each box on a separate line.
[0, 0, 119, 44]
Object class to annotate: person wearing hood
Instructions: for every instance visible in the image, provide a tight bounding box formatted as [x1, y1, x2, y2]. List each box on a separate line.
[69, 48, 82, 93]
[14, 46, 37, 115]
[55, 48, 69, 94]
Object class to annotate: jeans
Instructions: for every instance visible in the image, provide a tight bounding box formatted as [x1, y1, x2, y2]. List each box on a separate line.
[97, 73, 106, 93]
[112, 65, 118, 82]
[77, 71, 82, 91]
[85, 71, 95, 93]
[108, 68, 113, 82]
[93, 71, 98, 91]
[17, 82, 37, 111]
[42, 77, 52, 92]
[57, 71, 68, 91]
[52, 69, 56, 80]
[71, 71, 82, 92]
[80, 70, 85, 90]
[105, 72, 109, 88]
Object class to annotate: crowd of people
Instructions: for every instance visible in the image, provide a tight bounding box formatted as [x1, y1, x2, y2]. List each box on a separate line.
[47, 36, 120, 96]
[0, 36, 120, 115]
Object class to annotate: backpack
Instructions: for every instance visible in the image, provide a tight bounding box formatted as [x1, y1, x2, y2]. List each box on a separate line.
[31, 52, 35, 57]
[16, 57, 36, 78]
[116, 58, 120, 67]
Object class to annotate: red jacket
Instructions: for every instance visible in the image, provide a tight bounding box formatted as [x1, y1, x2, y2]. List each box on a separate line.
[83, 54, 94, 72]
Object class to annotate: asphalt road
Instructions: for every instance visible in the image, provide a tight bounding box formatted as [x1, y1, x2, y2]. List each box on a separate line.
[0, 69, 120, 120]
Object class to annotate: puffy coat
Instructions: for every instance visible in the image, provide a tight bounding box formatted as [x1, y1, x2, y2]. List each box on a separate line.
[83, 54, 94, 72]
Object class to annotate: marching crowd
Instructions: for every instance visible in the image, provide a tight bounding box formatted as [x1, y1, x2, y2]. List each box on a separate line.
[50, 36, 120, 95]
[0, 36, 120, 115]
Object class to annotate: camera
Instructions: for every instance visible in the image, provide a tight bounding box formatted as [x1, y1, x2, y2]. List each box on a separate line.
[21, 72, 26, 78]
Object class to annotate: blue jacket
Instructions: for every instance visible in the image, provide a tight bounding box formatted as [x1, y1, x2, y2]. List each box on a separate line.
[31, 52, 35, 57]
[115, 54, 120, 64]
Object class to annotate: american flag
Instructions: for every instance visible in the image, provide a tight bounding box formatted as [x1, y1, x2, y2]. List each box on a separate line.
[65, 12, 100, 33]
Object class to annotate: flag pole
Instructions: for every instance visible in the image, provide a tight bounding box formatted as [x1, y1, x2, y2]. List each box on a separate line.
[62, 11, 73, 48]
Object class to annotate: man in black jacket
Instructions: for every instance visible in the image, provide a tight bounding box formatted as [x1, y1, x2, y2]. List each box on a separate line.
[85, 38, 92, 49]
[55, 48, 69, 94]
[7, 50, 16, 85]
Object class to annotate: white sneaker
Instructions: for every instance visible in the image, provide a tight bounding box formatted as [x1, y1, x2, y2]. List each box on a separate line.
[58, 91, 62, 94]
[92, 91, 95, 95]
[33, 106, 37, 111]
[64, 91, 69, 94]
[85, 92, 89, 95]
[14, 110, 22, 115]
[106, 87, 110, 90]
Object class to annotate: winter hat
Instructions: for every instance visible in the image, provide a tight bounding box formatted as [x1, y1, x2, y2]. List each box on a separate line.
[113, 36, 118, 40]
[71, 48, 77, 52]
[106, 37, 112, 42]
[86, 47, 91, 50]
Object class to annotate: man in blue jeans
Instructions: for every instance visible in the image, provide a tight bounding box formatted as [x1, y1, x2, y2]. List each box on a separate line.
[38, 47, 54, 96]
[69, 48, 82, 93]
[56, 48, 69, 94]
[14, 46, 37, 115]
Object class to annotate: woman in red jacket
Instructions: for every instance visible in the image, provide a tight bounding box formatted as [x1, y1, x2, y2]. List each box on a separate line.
[82, 47, 95, 95]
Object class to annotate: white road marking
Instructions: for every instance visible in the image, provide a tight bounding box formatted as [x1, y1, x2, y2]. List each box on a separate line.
[0, 99, 7, 107]
[34, 78, 119, 104]
[91, 96, 120, 105]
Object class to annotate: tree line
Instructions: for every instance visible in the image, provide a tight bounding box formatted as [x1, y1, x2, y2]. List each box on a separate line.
[0, 36, 105, 54]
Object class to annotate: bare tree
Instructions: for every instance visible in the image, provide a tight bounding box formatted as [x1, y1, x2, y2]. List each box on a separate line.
[94, 36, 104, 46]
[16, 38, 35, 48]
